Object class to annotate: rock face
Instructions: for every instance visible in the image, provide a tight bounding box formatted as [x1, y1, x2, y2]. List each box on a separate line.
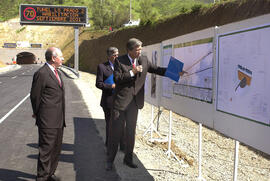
[0, 17, 74, 62]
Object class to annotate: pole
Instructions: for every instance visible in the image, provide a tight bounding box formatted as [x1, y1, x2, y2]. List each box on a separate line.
[233, 140, 239, 181]
[74, 26, 79, 72]
[150, 105, 154, 139]
[198, 123, 205, 181]
[129, 0, 131, 21]
[167, 110, 172, 156]
[157, 106, 160, 131]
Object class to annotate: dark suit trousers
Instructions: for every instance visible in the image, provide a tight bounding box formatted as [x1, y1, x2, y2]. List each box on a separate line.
[103, 107, 125, 148]
[103, 107, 111, 146]
[37, 128, 63, 181]
[107, 98, 138, 163]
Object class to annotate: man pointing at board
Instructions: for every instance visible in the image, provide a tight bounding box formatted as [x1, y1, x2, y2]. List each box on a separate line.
[106, 38, 186, 170]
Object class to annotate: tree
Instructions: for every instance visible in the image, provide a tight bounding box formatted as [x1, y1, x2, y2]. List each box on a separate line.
[139, 0, 158, 23]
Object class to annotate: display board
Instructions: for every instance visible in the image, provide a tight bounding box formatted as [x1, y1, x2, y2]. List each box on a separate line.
[214, 14, 270, 154]
[173, 38, 213, 103]
[20, 4, 88, 26]
[160, 28, 215, 128]
[142, 43, 162, 107]
[142, 14, 270, 154]
[217, 25, 270, 125]
[161, 45, 173, 98]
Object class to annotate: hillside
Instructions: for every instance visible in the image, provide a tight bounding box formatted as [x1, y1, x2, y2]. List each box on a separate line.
[0, 17, 74, 61]
[65, 0, 270, 73]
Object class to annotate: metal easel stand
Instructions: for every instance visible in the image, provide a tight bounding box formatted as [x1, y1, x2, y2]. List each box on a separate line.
[143, 105, 168, 142]
[165, 110, 185, 165]
[233, 140, 239, 181]
[197, 123, 206, 181]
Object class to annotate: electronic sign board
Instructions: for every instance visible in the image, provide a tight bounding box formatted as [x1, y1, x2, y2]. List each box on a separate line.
[20, 4, 88, 26]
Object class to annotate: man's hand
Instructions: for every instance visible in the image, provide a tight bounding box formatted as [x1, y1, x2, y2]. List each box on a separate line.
[132, 66, 138, 74]
[179, 70, 188, 76]
[132, 65, 143, 74]
[112, 84, 116, 89]
[137, 65, 143, 73]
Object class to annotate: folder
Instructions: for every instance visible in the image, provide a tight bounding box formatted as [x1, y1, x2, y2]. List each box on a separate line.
[104, 74, 114, 85]
[165, 56, 184, 82]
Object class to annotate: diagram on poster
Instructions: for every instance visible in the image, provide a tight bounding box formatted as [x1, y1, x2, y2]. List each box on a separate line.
[173, 38, 213, 102]
[217, 25, 270, 125]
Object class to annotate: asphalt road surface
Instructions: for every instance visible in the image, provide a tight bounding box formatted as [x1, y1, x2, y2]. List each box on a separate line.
[0, 65, 120, 181]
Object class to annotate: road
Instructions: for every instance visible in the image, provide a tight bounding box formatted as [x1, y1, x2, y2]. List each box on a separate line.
[0, 65, 120, 181]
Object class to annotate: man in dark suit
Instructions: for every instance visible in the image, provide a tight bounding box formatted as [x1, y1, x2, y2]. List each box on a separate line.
[30, 47, 65, 181]
[96, 47, 125, 150]
[106, 38, 186, 170]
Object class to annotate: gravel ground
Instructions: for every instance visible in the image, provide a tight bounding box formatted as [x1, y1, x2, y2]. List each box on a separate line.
[74, 71, 270, 181]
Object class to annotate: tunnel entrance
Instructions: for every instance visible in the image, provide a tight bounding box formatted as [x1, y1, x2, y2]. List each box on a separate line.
[16, 52, 36, 64]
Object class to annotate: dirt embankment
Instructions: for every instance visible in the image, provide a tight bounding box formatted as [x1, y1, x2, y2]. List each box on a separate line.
[0, 18, 74, 62]
[68, 0, 270, 73]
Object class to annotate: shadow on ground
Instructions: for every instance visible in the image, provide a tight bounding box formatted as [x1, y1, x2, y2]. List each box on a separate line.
[0, 169, 36, 181]
[27, 117, 154, 181]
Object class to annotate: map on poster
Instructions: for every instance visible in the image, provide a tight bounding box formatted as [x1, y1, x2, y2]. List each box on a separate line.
[173, 38, 213, 102]
[217, 25, 270, 125]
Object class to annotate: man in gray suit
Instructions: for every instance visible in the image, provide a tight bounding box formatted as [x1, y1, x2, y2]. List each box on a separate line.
[106, 38, 185, 170]
[30, 47, 65, 181]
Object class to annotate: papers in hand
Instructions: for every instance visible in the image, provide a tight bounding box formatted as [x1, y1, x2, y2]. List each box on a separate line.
[165, 56, 184, 82]
[104, 74, 114, 85]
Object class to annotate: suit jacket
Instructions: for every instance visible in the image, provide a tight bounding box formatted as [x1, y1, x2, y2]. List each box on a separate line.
[113, 54, 166, 111]
[30, 64, 66, 128]
[96, 61, 114, 108]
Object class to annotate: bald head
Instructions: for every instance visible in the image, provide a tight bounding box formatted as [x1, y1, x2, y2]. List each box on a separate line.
[45, 47, 61, 62]
[45, 47, 63, 68]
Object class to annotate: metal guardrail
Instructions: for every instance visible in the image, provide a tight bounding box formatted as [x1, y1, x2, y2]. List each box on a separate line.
[60, 65, 80, 78]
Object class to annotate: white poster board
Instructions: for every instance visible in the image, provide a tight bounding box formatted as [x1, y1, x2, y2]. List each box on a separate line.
[160, 28, 215, 128]
[142, 43, 162, 107]
[162, 44, 173, 98]
[214, 14, 270, 154]
[217, 25, 270, 125]
[173, 38, 213, 103]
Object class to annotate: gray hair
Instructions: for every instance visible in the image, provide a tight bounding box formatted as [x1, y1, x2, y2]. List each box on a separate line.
[107, 47, 118, 57]
[45, 47, 60, 62]
[126, 38, 142, 51]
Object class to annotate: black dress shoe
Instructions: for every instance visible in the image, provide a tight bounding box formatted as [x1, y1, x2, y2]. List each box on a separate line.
[123, 160, 138, 168]
[106, 162, 113, 171]
[48, 174, 61, 181]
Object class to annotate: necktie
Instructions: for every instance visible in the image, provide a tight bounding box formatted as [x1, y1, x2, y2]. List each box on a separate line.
[54, 69, 62, 86]
[132, 59, 135, 68]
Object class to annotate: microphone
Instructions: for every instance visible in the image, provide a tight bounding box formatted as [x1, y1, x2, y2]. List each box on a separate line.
[138, 58, 142, 65]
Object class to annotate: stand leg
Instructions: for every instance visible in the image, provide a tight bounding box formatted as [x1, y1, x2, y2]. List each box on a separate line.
[233, 140, 239, 181]
[197, 123, 206, 181]
[143, 105, 165, 142]
[165, 111, 185, 166]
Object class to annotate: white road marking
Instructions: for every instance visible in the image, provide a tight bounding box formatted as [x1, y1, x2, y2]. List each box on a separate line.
[0, 93, 30, 124]
[11, 76, 17, 79]
[22, 72, 25, 75]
